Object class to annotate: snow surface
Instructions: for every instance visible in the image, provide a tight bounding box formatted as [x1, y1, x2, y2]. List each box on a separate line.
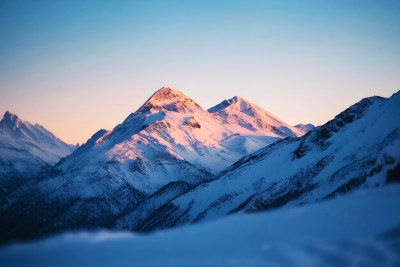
[1, 184, 399, 267]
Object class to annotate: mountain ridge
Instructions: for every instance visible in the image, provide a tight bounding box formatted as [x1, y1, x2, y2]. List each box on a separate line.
[56, 87, 311, 180]
[0, 111, 76, 196]
[208, 95, 308, 137]
[115, 91, 400, 231]
[7, 87, 377, 244]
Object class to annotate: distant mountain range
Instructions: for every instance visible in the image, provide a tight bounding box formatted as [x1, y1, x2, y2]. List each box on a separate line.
[1, 86, 399, 245]
[0, 111, 75, 196]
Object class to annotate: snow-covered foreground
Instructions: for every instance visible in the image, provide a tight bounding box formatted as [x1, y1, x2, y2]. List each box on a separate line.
[1, 185, 400, 267]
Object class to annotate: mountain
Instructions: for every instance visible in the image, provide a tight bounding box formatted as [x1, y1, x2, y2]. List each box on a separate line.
[0, 112, 75, 195]
[208, 96, 310, 137]
[0, 86, 313, 243]
[116, 91, 400, 231]
[2, 89, 397, 242]
[57, 87, 309, 189]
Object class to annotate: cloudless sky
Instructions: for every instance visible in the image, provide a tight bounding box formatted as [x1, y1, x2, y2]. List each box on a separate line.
[1, 0, 399, 144]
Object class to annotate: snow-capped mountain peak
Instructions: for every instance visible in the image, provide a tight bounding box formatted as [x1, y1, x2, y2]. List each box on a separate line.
[207, 96, 251, 113]
[209, 96, 306, 137]
[0, 112, 76, 195]
[138, 86, 203, 114]
[51, 87, 316, 196]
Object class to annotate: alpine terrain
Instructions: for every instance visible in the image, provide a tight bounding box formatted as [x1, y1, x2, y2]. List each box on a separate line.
[1, 87, 399, 248]
[124, 91, 400, 231]
[0, 111, 75, 197]
[0, 87, 313, 243]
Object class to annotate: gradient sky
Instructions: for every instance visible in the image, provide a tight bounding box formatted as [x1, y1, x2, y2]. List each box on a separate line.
[1, 0, 399, 144]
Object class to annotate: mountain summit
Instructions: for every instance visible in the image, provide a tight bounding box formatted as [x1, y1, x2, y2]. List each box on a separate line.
[138, 86, 202, 113]
[208, 96, 252, 113]
[209, 96, 308, 136]
[0, 112, 75, 195]
[0, 111, 74, 160]
[1, 111, 25, 133]
[59, 87, 310, 184]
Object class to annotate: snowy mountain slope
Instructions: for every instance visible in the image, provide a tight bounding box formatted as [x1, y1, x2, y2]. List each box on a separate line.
[1, 87, 311, 243]
[208, 95, 310, 137]
[1, 184, 400, 267]
[0, 87, 356, 244]
[56, 86, 309, 186]
[0, 112, 75, 195]
[123, 91, 400, 231]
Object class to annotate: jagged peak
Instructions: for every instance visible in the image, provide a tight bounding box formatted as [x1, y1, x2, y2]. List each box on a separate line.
[230, 96, 251, 103]
[138, 86, 202, 113]
[3, 111, 21, 121]
[1, 111, 25, 129]
[229, 96, 258, 111]
[208, 96, 258, 114]
[152, 86, 182, 97]
[147, 86, 190, 104]
[86, 129, 109, 146]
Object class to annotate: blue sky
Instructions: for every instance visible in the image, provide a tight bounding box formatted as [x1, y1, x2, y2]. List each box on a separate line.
[1, 0, 399, 143]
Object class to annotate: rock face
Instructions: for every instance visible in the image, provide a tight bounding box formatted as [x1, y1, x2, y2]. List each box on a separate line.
[184, 117, 201, 128]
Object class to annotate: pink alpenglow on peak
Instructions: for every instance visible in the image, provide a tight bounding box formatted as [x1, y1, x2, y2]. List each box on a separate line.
[54, 87, 314, 195]
[138, 86, 203, 113]
[208, 96, 311, 137]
